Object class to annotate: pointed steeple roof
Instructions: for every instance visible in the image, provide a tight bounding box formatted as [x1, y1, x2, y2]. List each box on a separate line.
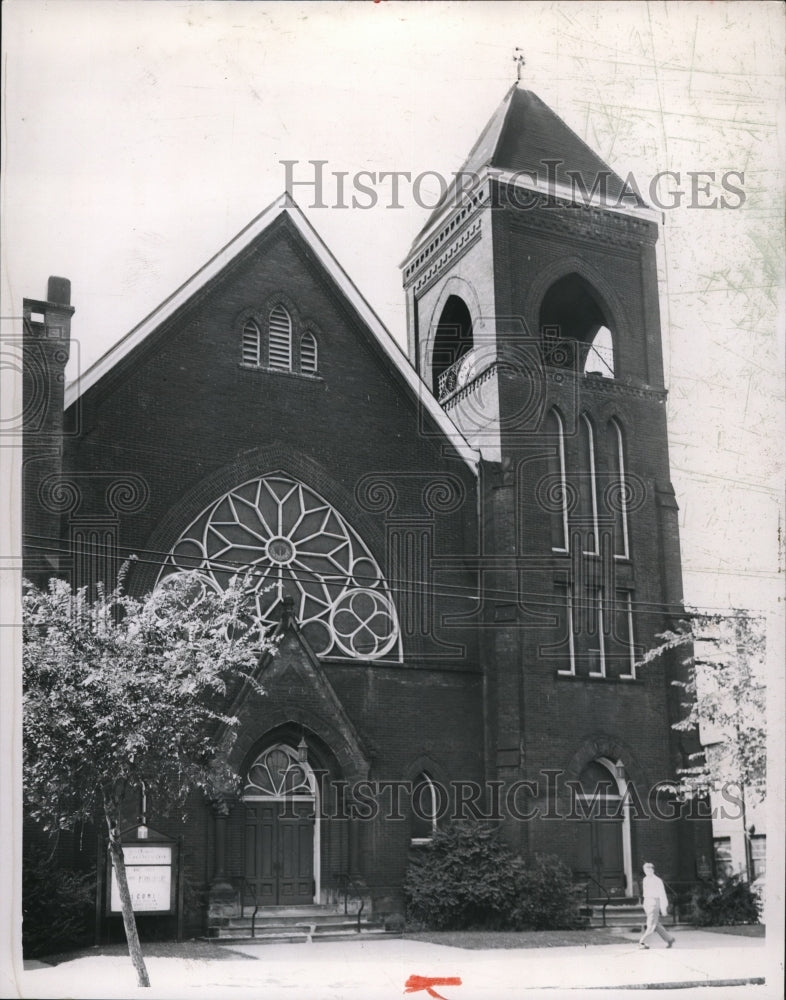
[412, 85, 644, 246]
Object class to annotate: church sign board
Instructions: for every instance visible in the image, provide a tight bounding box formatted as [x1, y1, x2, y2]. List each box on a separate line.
[108, 842, 176, 914]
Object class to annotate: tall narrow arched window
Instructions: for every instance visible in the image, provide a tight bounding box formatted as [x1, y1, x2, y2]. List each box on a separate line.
[556, 583, 577, 676]
[242, 319, 262, 366]
[411, 773, 439, 843]
[588, 588, 607, 677]
[579, 415, 599, 555]
[546, 409, 569, 552]
[300, 331, 318, 375]
[614, 590, 636, 679]
[609, 419, 629, 558]
[268, 305, 292, 371]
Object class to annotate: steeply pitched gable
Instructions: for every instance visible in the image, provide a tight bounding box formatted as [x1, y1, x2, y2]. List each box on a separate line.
[65, 194, 479, 472]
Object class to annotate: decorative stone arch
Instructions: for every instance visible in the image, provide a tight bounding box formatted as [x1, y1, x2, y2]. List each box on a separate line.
[233, 708, 371, 789]
[422, 275, 483, 391]
[564, 733, 648, 789]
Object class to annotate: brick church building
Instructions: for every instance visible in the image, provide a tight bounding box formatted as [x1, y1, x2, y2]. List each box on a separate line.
[23, 85, 711, 933]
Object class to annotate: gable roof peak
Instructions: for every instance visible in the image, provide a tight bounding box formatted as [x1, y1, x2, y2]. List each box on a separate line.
[63, 193, 479, 471]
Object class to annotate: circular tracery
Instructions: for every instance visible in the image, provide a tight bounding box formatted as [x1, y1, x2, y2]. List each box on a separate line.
[159, 472, 401, 660]
[266, 536, 295, 566]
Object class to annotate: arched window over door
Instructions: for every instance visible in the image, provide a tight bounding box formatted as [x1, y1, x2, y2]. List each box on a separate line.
[432, 295, 474, 399]
[244, 744, 316, 799]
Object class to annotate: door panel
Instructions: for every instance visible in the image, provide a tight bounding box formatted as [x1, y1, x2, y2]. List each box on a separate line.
[278, 803, 314, 904]
[595, 818, 625, 892]
[571, 817, 625, 894]
[245, 801, 314, 906]
[245, 804, 277, 905]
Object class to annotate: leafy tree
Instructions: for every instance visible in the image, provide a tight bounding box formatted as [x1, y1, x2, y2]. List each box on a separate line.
[637, 608, 766, 804]
[22, 567, 270, 987]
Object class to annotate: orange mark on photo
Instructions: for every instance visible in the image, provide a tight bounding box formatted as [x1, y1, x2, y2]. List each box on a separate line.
[404, 974, 463, 1000]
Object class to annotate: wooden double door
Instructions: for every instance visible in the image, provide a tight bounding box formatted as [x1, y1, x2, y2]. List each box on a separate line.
[244, 801, 314, 906]
[575, 816, 626, 894]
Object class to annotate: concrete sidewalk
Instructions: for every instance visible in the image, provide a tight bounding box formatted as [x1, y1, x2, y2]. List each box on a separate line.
[11, 928, 779, 1000]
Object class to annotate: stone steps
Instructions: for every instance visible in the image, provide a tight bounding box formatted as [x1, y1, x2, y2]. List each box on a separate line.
[208, 904, 391, 943]
[582, 901, 646, 929]
[581, 900, 688, 931]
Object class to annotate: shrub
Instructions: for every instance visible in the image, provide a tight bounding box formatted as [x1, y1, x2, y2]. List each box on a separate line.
[404, 821, 515, 929]
[689, 875, 760, 926]
[403, 820, 582, 931]
[23, 846, 95, 957]
[510, 853, 583, 930]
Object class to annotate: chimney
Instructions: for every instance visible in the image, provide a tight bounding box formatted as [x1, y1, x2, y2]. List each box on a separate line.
[22, 277, 75, 582]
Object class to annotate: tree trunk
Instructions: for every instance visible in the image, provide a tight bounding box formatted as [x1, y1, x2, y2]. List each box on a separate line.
[106, 814, 150, 988]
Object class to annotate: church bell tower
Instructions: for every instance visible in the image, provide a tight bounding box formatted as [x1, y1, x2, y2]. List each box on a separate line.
[402, 83, 704, 889]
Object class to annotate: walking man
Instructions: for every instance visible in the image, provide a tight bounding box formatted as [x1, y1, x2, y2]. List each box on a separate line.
[638, 862, 675, 949]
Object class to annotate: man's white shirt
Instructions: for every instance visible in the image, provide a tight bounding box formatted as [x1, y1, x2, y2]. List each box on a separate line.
[641, 873, 669, 912]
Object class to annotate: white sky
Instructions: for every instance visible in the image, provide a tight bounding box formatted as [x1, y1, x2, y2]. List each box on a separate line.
[2, 0, 784, 614]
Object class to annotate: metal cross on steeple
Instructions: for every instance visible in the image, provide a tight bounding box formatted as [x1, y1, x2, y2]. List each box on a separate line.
[513, 48, 526, 83]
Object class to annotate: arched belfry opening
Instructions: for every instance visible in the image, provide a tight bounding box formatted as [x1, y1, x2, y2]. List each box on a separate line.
[431, 295, 474, 398]
[540, 274, 615, 378]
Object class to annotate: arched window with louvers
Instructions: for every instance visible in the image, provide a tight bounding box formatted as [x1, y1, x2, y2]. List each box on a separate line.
[300, 331, 318, 375]
[268, 305, 293, 371]
[241, 318, 262, 367]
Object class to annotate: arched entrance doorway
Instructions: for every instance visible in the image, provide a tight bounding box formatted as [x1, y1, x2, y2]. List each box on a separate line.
[573, 757, 631, 895]
[243, 743, 318, 906]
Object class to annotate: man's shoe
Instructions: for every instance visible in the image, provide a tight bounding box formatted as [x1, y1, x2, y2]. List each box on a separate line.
[639, 944, 649, 949]
[667, 940, 674, 948]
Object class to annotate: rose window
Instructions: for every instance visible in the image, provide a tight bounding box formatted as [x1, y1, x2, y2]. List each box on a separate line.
[159, 472, 401, 659]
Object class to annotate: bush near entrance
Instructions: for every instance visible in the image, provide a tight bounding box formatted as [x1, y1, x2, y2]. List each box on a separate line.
[23, 846, 94, 958]
[403, 821, 581, 931]
[689, 875, 761, 926]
